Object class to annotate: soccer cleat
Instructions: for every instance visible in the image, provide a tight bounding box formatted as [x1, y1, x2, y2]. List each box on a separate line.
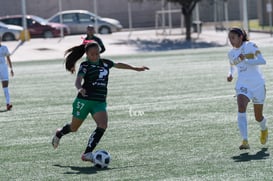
[260, 128, 268, 145]
[81, 152, 94, 162]
[239, 140, 250, 150]
[52, 129, 61, 149]
[6, 104, 12, 111]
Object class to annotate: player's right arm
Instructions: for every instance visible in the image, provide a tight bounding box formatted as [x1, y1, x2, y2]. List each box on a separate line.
[75, 63, 87, 97]
[75, 75, 87, 97]
[227, 66, 235, 82]
[227, 51, 236, 82]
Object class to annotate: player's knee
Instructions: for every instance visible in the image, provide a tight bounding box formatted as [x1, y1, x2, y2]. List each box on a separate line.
[255, 114, 263, 122]
[237, 103, 247, 113]
[97, 121, 107, 130]
[238, 107, 247, 113]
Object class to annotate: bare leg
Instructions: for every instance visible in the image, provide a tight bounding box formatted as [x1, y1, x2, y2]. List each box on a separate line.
[253, 104, 264, 122]
[70, 116, 84, 132]
[2, 80, 8, 88]
[237, 94, 249, 113]
[93, 111, 108, 129]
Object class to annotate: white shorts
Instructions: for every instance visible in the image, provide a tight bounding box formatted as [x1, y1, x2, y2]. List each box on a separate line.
[0, 64, 9, 81]
[235, 84, 266, 104]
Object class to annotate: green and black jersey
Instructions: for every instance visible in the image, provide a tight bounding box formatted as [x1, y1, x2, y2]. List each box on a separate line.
[77, 58, 114, 102]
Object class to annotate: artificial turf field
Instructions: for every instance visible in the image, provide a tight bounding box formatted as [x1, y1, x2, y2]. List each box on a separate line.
[1, 46, 273, 180]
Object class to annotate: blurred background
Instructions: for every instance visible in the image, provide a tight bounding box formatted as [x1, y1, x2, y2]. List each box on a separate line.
[0, 0, 272, 41]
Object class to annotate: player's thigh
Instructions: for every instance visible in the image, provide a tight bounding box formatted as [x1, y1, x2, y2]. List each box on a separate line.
[237, 94, 249, 112]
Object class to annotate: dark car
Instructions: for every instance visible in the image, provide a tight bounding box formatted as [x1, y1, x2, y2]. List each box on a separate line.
[48, 10, 122, 34]
[0, 15, 70, 38]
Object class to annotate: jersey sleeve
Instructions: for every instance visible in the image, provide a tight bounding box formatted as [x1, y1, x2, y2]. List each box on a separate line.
[228, 50, 239, 65]
[3, 46, 11, 56]
[244, 42, 266, 65]
[102, 59, 115, 69]
[245, 42, 258, 53]
[228, 51, 233, 63]
[77, 62, 88, 77]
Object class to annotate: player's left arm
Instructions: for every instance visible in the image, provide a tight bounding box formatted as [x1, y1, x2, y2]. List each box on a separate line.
[114, 62, 149, 71]
[98, 41, 106, 54]
[242, 44, 266, 65]
[6, 55, 14, 77]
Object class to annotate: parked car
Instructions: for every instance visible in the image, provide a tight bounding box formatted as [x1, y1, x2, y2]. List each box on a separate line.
[48, 10, 122, 34]
[0, 15, 70, 38]
[0, 22, 23, 41]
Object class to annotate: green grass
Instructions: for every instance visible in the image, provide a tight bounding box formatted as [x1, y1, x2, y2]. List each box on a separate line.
[1, 46, 273, 180]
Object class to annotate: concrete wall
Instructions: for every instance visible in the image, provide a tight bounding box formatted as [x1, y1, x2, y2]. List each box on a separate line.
[0, 0, 258, 28]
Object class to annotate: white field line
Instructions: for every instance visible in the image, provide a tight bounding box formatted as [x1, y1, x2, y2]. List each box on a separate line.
[1, 91, 272, 122]
[109, 91, 273, 110]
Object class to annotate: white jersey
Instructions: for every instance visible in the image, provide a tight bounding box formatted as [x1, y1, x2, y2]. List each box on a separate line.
[0, 45, 11, 81]
[0, 45, 10, 64]
[228, 41, 265, 89]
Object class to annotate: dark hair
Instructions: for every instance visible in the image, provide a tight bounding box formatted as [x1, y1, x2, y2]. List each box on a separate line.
[87, 24, 94, 29]
[84, 41, 99, 51]
[64, 42, 100, 73]
[229, 27, 249, 41]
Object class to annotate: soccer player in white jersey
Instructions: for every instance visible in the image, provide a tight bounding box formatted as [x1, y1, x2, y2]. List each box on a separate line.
[227, 27, 268, 150]
[0, 36, 14, 110]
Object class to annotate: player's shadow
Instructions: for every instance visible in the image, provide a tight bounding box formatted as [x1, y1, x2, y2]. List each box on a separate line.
[53, 164, 142, 175]
[0, 109, 8, 113]
[231, 148, 269, 162]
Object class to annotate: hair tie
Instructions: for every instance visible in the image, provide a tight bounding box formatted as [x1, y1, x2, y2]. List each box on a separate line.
[82, 39, 95, 45]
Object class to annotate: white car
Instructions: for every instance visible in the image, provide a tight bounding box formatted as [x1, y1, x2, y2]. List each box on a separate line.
[0, 22, 23, 41]
[48, 10, 123, 34]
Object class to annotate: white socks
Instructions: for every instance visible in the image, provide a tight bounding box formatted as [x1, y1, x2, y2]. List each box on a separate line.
[3, 87, 10, 104]
[259, 117, 267, 131]
[238, 112, 248, 141]
[238, 112, 267, 141]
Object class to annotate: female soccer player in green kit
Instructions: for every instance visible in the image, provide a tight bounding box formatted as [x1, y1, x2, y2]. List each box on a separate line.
[52, 41, 149, 162]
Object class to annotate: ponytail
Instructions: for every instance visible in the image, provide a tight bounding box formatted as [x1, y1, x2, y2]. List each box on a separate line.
[64, 44, 85, 73]
[64, 41, 100, 73]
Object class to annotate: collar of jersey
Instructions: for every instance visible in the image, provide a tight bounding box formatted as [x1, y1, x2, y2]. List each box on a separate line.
[86, 58, 100, 65]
